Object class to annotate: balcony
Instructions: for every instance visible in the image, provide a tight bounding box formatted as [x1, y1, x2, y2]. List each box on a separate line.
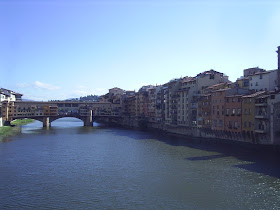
[191, 103, 198, 109]
[255, 115, 268, 119]
[255, 103, 267, 107]
[255, 129, 268, 134]
[193, 92, 201, 97]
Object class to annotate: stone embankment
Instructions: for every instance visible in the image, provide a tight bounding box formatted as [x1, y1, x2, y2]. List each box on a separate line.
[119, 116, 280, 151]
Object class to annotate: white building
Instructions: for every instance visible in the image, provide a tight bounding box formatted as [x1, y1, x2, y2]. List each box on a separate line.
[0, 88, 22, 102]
[255, 92, 280, 144]
[249, 70, 278, 92]
[0, 88, 22, 126]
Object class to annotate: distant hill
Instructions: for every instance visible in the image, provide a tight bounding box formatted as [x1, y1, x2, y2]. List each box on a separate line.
[65, 94, 99, 102]
[21, 98, 34, 101]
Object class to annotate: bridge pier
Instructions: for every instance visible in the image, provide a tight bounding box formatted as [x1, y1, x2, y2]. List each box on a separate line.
[43, 117, 51, 128]
[83, 110, 93, 126]
[84, 120, 93, 126]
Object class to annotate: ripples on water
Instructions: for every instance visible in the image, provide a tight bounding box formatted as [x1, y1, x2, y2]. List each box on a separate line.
[1, 118, 280, 209]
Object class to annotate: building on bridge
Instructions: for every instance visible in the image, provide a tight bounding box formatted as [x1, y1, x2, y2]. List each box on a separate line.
[2, 101, 122, 127]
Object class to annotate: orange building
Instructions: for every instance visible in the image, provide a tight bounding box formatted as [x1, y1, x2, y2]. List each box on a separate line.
[211, 87, 248, 131]
[197, 94, 211, 128]
[224, 95, 243, 133]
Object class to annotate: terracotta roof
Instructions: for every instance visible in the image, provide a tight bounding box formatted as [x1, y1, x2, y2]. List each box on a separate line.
[241, 91, 266, 98]
[212, 88, 230, 92]
[201, 94, 211, 97]
[181, 77, 195, 83]
[225, 94, 244, 98]
[14, 93, 23, 96]
[252, 69, 277, 75]
[205, 82, 230, 90]
[256, 95, 270, 99]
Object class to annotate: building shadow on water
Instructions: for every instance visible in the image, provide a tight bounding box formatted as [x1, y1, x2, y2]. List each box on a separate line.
[185, 154, 228, 161]
[105, 127, 280, 178]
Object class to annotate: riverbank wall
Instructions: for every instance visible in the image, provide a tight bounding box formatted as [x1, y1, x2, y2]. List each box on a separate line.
[119, 116, 280, 149]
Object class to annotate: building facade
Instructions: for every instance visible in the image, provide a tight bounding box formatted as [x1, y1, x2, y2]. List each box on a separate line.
[224, 95, 243, 134]
[254, 92, 280, 144]
[241, 91, 265, 142]
[197, 94, 211, 129]
[249, 70, 278, 92]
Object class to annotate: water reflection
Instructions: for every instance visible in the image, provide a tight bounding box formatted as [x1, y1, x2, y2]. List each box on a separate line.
[1, 118, 280, 209]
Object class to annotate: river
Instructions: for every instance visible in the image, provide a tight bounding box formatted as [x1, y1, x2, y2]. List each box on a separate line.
[0, 118, 280, 209]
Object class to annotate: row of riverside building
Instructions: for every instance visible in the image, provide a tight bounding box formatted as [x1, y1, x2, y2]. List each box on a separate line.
[98, 46, 280, 145]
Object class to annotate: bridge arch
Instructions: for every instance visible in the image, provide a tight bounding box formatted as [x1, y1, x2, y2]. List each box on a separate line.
[9, 115, 121, 128]
[49, 115, 85, 123]
[11, 114, 93, 127]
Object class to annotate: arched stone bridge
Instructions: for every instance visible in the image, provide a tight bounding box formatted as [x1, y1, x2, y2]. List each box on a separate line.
[3, 101, 122, 127]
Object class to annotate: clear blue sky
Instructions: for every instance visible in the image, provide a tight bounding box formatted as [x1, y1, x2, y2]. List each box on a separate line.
[0, 0, 280, 100]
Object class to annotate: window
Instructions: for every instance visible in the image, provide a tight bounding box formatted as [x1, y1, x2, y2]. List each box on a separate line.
[260, 74, 263, 79]
[226, 108, 229, 115]
[226, 98, 229, 103]
[249, 122, 252, 128]
[232, 108, 235, 115]
[237, 108, 241, 115]
[229, 121, 232, 128]
[256, 82, 258, 86]
[234, 121, 238, 128]
[232, 98, 235, 102]
[238, 98, 241, 102]
[219, 120, 223, 127]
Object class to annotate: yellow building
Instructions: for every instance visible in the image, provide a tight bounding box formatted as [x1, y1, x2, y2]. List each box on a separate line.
[1, 101, 15, 121]
[127, 96, 136, 118]
[43, 105, 50, 116]
[49, 106, 58, 116]
[236, 77, 249, 89]
[241, 91, 265, 141]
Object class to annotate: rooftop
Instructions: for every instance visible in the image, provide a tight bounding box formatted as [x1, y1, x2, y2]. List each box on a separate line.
[241, 91, 266, 98]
